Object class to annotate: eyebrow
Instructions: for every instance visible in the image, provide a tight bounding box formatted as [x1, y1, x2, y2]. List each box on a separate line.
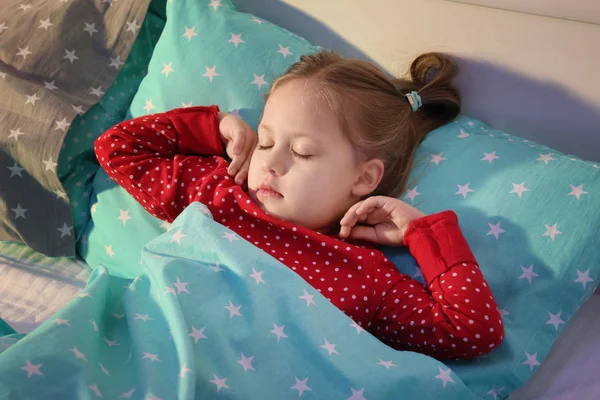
[259, 124, 316, 141]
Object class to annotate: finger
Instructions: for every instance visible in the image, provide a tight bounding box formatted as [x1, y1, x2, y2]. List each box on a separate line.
[228, 155, 243, 176]
[235, 161, 250, 185]
[231, 129, 245, 155]
[339, 201, 365, 238]
[355, 196, 385, 215]
[347, 225, 379, 243]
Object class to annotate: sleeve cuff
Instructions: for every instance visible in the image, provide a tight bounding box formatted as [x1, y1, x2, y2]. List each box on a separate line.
[403, 210, 477, 284]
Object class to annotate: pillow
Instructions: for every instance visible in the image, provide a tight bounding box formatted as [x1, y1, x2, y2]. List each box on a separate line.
[0, 0, 152, 257]
[57, 4, 167, 240]
[81, 0, 600, 397]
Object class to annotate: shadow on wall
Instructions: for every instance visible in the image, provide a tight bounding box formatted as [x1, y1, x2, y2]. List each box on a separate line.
[231, 0, 600, 162]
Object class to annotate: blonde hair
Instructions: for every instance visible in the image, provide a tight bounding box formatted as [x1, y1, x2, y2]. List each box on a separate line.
[266, 50, 460, 198]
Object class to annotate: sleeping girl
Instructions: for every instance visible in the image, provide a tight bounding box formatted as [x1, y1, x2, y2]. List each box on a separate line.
[94, 50, 504, 360]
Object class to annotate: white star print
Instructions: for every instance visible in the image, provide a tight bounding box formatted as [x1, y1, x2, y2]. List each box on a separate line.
[142, 352, 161, 362]
[320, 338, 339, 355]
[119, 387, 135, 398]
[189, 326, 208, 343]
[165, 286, 177, 296]
[8, 128, 25, 141]
[55, 318, 70, 326]
[251, 73, 267, 89]
[125, 19, 140, 34]
[43, 157, 58, 172]
[499, 308, 510, 317]
[546, 311, 565, 330]
[0, 22, 8, 33]
[210, 263, 224, 272]
[143, 99, 155, 113]
[430, 153, 446, 165]
[182, 26, 198, 41]
[203, 65, 219, 82]
[347, 387, 367, 400]
[568, 184, 587, 200]
[174, 277, 190, 294]
[109, 56, 124, 69]
[350, 321, 365, 335]
[17, 46, 32, 59]
[103, 337, 119, 347]
[69, 346, 87, 362]
[291, 377, 311, 397]
[221, 231, 239, 243]
[44, 80, 58, 90]
[270, 323, 288, 343]
[250, 267, 265, 285]
[208, 0, 222, 10]
[456, 129, 470, 138]
[574, 269, 594, 289]
[181, 101, 193, 108]
[38, 18, 53, 30]
[519, 265, 539, 284]
[134, 313, 152, 322]
[54, 117, 70, 132]
[179, 363, 192, 378]
[277, 44, 293, 58]
[20, 360, 43, 377]
[90, 319, 98, 332]
[90, 86, 105, 97]
[117, 209, 131, 225]
[170, 229, 186, 244]
[25, 93, 40, 106]
[522, 352, 540, 371]
[87, 384, 102, 397]
[435, 366, 455, 388]
[377, 359, 397, 370]
[455, 182, 474, 199]
[481, 151, 499, 164]
[299, 289, 316, 306]
[57, 223, 73, 238]
[72, 104, 84, 114]
[542, 222, 562, 241]
[83, 23, 98, 36]
[63, 49, 79, 63]
[251, 16, 264, 24]
[487, 385, 505, 400]
[18, 4, 33, 11]
[238, 353, 255, 371]
[147, 394, 162, 400]
[104, 244, 115, 257]
[78, 292, 92, 299]
[11, 204, 27, 219]
[229, 33, 245, 47]
[509, 181, 529, 199]
[161, 62, 175, 78]
[225, 301, 242, 318]
[536, 153, 555, 164]
[404, 186, 421, 202]
[209, 374, 230, 392]
[487, 221, 505, 240]
[7, 162, 25, 177]
[99, 362, 110, 376]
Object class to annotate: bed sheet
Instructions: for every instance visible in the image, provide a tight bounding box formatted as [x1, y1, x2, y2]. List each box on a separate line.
[0, 242, 90, 334]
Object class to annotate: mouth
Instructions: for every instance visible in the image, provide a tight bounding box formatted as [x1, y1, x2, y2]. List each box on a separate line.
[257, 183, 283, 198]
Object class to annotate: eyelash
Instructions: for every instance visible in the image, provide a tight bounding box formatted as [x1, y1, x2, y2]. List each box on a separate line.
[256, 144, 312, 160]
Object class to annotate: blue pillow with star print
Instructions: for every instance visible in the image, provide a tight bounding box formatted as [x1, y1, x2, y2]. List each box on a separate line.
[80, 0, 600, 398]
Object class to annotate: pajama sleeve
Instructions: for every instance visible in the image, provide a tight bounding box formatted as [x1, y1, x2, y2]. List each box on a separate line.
[94, 105, 229, 222]
[370, 210, 504, 360]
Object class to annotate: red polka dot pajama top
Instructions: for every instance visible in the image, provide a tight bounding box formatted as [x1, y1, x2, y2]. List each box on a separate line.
[94, 105, 504, 360]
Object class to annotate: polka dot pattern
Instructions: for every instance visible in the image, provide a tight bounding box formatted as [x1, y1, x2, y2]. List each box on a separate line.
[94, 106, 504, 359]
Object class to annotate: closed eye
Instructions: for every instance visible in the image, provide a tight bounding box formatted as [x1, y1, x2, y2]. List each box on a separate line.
[257, 144, 312, 160]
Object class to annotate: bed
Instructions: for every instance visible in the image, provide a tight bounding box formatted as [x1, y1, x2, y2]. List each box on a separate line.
[1, 0, 599, 399]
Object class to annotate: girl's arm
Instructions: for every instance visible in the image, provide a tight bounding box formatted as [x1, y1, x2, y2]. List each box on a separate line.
[370, 211, 504, 360]
[94, 105, 229, 222]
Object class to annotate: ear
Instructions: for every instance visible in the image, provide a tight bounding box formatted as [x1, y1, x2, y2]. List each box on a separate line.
[351, 158, 385, 197]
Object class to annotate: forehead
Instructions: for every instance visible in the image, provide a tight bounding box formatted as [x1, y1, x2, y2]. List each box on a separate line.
[261, 79, 343, 139]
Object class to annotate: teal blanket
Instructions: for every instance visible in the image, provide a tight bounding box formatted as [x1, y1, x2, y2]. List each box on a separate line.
[0, 202, 480, 399]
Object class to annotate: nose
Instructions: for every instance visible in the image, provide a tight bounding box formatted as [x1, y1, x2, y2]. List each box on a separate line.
[262, 148, 285, 176]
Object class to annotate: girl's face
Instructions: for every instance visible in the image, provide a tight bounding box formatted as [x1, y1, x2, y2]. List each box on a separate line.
[247, 79, 377, 233]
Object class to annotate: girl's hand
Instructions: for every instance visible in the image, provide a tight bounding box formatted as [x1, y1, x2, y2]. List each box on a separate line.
[218, 112, 257, 185]
[339, 196, 426, 246]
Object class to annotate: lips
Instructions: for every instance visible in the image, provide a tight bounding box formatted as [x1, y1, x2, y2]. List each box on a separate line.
[258, 182, 282, 197]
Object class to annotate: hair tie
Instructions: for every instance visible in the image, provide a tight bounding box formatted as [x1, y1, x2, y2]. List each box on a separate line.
[405, 91, 422, 112]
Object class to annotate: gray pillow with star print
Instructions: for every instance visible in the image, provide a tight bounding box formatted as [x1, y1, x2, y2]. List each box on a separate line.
[0, 0, 152, 256]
